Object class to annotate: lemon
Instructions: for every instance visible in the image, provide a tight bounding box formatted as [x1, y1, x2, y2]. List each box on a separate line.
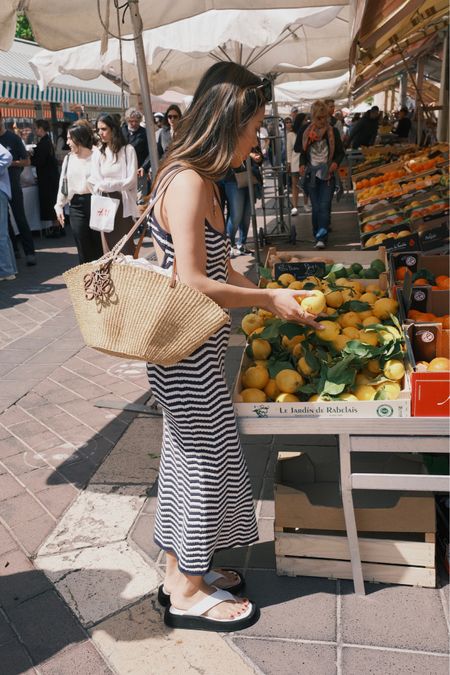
[341, 287, 358, 302]
[275, 369, 304, 394]
[276, 393, 300, 403]
[309, 394, 321, 401]
[297, 356, 316, 377]
[325, 290, 344, 308]
[342, 326, 360, 339]
[292, 343, 304, 359]
[241, 388, 267, 402]
[300, 289, 326, 314]
[278, 273, 297, 287]
[242, 365, 270, 390]
[359, 330, 379, 346]
[315, 320, 340, 341]
[367, 359, 382, 374]
[332, 334, 351, 351]
[289, 280, 304, 290]
[241, 313, 264, 335]
[251, 338, 272, 360]
[359, 292, 378, 305]
[358, 310, 374, 320]
[254, 360, 269, 368]
[338, 393, 358, 401]
[373, 297, 398, 320]
[362, 315, 379, 327]
[339, 311, 360, 328]
[282, 334, 305, 352]
[303, 275, 321, 287]
[428, 357, 450, 372]
[267, 281, 282, 289]
[383, 359, 405, 381]
[353, 384, 377, 400]
[365, 283, 382, 295]
[257, 308, 274, 319]
[264, 378, 280, 400]
[355, 372, 373, 385]
[375, 381, 401, 400]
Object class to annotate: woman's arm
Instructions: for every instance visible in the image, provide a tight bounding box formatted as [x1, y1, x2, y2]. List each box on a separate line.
[54, 154, 69, 223]
[163, 170, 322, 328]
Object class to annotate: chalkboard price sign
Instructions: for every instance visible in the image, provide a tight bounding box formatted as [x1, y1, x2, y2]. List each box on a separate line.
[274, 261, 326, 280]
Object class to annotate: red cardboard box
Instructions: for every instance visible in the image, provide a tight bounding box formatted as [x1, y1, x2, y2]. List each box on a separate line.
[411, 371, 450, 417]
[405, 323, 450, 416]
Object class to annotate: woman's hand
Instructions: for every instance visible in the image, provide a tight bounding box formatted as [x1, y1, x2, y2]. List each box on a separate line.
[263, 289, 324, 329]
[56, 210, 65, 226]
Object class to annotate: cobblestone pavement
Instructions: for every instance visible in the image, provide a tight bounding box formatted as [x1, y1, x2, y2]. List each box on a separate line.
[1, 205, 449, 674]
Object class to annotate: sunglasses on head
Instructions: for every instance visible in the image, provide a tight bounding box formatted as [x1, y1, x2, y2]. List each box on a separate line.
[246, 78, 272, 104]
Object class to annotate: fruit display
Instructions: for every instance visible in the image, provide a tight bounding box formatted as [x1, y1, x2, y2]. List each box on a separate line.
[363, 228, 412, 249]
[237, 269, 408, 405]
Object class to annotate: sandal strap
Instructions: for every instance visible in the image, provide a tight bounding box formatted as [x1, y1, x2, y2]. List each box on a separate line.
[204, 570, 226, 584]
[187, 588, 235, 617]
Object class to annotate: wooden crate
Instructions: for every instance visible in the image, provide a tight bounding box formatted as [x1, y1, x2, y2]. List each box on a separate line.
[274, 451, 436, 587]
[275, 530, 436, 587]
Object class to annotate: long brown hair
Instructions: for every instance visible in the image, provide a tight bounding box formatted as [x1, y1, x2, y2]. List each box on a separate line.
[155, 62, 267, 183]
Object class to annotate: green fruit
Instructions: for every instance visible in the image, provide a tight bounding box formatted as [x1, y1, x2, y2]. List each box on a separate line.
[370, 259, 386, 273]
[351, 263, 363, 274]
[364, 268, 379, 279]
[348, 273, 360, 279]
[325, 263, 332, 275]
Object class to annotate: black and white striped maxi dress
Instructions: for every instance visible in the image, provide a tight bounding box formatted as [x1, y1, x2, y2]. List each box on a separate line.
[146, 213, 259, 575]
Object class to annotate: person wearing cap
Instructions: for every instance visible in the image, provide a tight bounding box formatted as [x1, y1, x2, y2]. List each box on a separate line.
[290, 106, 299, 123]
[122, 108, 150, 177]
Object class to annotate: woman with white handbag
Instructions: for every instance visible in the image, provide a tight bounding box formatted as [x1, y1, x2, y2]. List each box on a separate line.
[89, 113, 138, 255]
[55, 123, 103, 264]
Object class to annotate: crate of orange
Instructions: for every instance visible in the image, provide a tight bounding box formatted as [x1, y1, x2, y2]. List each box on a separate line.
[404, 323, 450, 417]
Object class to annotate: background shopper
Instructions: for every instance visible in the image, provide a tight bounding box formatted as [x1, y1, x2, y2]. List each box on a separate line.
[89, 113, 138, 255]
[55, 123, 102, 264]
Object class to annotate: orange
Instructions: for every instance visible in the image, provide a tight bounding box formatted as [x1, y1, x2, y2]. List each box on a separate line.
[442, 316, 450, 329]
[413, 278, 429, 286]
[395, 266, 408, 281]
[436, 276, 450, 290]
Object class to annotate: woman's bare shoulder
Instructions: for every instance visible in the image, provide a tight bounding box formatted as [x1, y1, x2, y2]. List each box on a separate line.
[162, 166, 204, 191]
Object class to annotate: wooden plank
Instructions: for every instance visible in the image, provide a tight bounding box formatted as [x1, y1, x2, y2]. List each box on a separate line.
[238, 417, 449, 436]
[351, 473, 450, 492]
[276, 557, 436, 588]
[425, 533, 436, 543]
[350, 436, 450, 453]
[275, 532, 435, 567]
[275, 484, 436, 533]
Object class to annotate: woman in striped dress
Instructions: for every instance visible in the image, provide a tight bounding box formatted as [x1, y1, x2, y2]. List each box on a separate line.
[146, 62, 323, 632]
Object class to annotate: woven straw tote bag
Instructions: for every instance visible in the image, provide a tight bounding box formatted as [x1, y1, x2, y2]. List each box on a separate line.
[63, 169, 229, 365]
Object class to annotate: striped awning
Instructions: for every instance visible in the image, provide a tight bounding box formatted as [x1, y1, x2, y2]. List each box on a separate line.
[0, 39, 126, 111]
[0, 79, 124, 108]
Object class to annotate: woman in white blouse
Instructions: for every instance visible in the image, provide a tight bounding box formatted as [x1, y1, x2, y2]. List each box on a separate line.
[89, 113, 138, 255]
[55, 123, 103, 263]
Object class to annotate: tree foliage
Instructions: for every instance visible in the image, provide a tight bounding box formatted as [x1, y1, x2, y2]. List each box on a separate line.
[15, 13, 34, 41]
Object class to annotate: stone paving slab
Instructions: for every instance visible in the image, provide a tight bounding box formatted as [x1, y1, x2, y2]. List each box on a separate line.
[89, 597, 256, 675]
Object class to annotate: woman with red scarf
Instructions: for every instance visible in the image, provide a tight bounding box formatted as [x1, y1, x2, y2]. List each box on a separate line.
[296, 100, 344, 249]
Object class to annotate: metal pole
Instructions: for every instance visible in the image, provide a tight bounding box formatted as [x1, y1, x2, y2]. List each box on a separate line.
[415, 57, 424, 145]
[246, 156, 261, 268]
[399, 72, 407, 108]
[129, 0, 159, 178]
[437, 27, 449, 142]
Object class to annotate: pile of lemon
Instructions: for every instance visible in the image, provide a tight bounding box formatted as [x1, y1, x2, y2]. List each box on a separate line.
[238, 272, 407, 403]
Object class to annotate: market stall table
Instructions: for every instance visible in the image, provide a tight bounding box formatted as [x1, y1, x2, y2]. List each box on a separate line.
[237, 414, 449, 595]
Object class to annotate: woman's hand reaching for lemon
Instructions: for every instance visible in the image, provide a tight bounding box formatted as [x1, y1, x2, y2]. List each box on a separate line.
[263, 289, 325, 330]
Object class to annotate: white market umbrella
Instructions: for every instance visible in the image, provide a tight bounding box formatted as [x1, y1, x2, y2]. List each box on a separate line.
[31, 7, 351, 96]
[0, 1, 350, 52]
[274, 72, 350, 103]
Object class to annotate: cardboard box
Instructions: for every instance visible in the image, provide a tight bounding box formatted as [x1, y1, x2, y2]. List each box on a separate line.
[275, 450, 436, 587]
[233, 353, 411, 420]
[404, 323, 450, 416]
[389, 252, 450, 287]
